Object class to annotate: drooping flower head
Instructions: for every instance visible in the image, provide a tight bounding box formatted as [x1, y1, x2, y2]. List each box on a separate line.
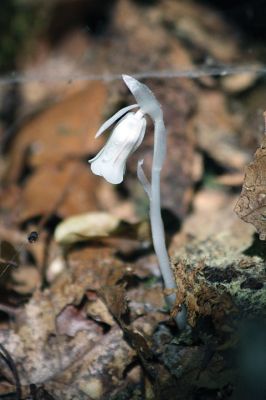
[89, 104, 146, 184]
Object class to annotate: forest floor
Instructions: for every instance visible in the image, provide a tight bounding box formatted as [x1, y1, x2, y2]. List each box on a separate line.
[0, 1, 266, 399]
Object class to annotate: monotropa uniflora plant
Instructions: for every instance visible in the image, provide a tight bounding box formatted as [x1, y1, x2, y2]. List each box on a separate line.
[89, 75, 186, 329]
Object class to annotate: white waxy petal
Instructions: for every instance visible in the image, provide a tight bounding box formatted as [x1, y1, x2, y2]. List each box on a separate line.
[95, 104, 138, 138]
[90, 112, 146, 184]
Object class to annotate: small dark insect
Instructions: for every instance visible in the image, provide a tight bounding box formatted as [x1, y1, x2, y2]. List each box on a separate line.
[27, 231, 39, 244]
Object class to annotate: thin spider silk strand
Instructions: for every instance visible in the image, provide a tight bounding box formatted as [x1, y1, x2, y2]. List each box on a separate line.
[0, 64, 264, 85]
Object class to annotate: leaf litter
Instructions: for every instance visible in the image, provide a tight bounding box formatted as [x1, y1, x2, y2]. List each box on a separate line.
[0, 0, 265, 399]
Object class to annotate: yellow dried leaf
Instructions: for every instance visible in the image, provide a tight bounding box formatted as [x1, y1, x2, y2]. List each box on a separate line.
[54, 212, 120, 244]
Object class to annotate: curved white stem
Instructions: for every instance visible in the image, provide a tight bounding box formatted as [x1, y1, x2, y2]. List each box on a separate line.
[150, 118, 186, 330]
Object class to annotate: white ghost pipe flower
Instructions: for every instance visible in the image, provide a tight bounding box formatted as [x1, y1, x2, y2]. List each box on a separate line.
[89, 106, 146, 184]
[89, 75, 186, 330]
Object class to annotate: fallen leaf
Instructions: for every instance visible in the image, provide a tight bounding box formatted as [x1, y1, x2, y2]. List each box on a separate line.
[56, 305, 98, 337]
[190, 90, 249, 170]
[234, 128, 266, 240]
[6, 82, 107, 182]
[165, 1, 239, 62]
[54, 212, 121, 245]
[55, 210, 151, 245]
[85, 294, 115, 326]
[45, 327, 135, 400]
[170, 189, 245, 245]
[17, 161, 100, 222]
[221, 70, 259, 93]
[100, 284, 128, 322]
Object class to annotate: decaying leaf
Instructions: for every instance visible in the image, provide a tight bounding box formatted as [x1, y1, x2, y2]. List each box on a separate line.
[56, 305, 97, 337]
[54, 212, 121, 244]
[235, 115, 266, 240]
[85, 292, 115, 326]
[100, 284, 129, 322]
[54, 211, 151, 245]
[6, 82, 107, 182]
[17, 161, 100, 222]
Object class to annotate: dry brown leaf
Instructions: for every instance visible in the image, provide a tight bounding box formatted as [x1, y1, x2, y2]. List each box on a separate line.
[170, 189, 245, 248]
[221, 70, 259, 93]
[45, 328, 135, 400]
[17, 160, 100, 222]
[100, 284, 128, 322]
[0, 294, 103, 385]
[0, 242, 136, 397]
[189, 90, 249, 170]
[85, 294, 115, 326]
[0, 243, 128, 386]
[67, 245, 126, 289]
[54, 212, 121, 245]
[164, 1, 239, 62]
[6, 82, 107, 182]
[235, 130, 266, 240]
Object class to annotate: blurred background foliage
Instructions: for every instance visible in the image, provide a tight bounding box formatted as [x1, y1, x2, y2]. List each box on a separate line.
[1, 0, 266, 74]
[0, 0, 117, 73]
[0, 0, 46, 72]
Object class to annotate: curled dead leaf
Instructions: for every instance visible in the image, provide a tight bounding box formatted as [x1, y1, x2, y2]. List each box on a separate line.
[54, 212, 120, 244]
[100, 284, 128, 323]
[235, 118, 266, 240]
